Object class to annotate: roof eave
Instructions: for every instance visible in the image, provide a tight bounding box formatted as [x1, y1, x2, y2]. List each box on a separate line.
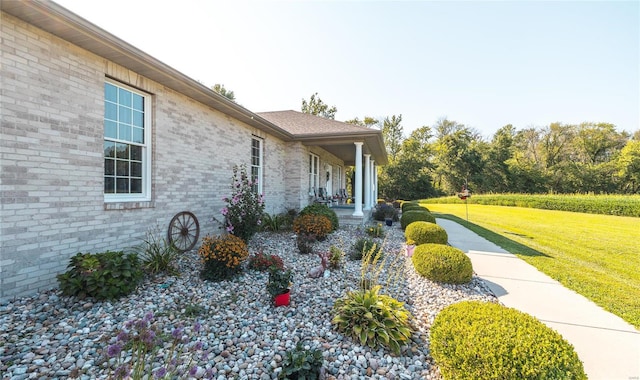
[1, 0, 293, 142]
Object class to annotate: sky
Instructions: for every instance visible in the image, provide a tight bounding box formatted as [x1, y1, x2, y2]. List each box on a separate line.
[54, 0, 639, 139]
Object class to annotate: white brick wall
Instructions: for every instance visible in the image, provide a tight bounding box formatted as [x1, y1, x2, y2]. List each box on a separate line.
[1, 12, 320, 300]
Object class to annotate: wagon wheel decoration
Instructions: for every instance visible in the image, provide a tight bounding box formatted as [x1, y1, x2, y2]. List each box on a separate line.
[167, 211, 200, 252]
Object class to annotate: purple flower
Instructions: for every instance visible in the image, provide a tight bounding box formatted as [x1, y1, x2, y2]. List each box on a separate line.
[221, 207, 228, 216]
[193, 341, 203, 351]
[144, 311, 154, 321]
[226, 225, 234, 233]
[141, 329, 157, 346]
[189, 365, 198, 376]
[107, 343, 122, 358]
[116, 331, 129, 342]
[171, 327, 184, 341]
[114, 364, 131, 379]
[193, 321, 202, 333]
[154, 367, 167, 379]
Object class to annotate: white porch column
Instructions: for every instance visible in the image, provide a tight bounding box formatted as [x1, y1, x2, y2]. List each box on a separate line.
[374, 163, 379, 206]
[364, 154, 371, 210]
[353, 142, 364, 217]
[370, 160, 376, 207]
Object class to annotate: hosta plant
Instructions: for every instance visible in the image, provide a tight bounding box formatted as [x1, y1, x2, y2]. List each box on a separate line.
[332, 285, 413, 355]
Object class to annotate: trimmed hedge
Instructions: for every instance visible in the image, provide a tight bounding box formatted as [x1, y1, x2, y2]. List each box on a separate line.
[400, 210, 436, 230]
[299, 203, 339, 231]
[411, 244, 472, 284]
[402, 203, 430, 213]
[431, 301, 587, 380]
[405, 221, 448, 245]
[401, 201, 418, 212]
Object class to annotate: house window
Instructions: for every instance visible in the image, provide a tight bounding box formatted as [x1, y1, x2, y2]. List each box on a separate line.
[104, 80, 151, 202]
[251, 137, 263, 194]
[309, 153, 319, 194]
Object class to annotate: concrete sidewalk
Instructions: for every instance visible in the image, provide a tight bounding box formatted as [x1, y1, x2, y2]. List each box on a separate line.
[436, 218, 640, 380]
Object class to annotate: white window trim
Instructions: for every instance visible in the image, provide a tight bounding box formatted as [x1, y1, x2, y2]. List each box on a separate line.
[104, 79, 152, 203]
[309, 153, 319, 195]
[251, 137, 263, 194]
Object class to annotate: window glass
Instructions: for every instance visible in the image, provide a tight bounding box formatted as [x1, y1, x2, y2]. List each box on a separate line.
[104, 81, 149, 199]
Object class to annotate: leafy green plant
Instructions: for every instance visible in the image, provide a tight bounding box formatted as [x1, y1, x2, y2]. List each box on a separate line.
[400, 210, 436, 230]
[412, 243, 472, 284]
[278, 342, 324, 380]
[267, 267, 293, 298]
[57, 251, 143, 300]
[366, 223, 385, 238]
[218, 164, 265, 243]
[133, 227, 180, 276]
[404, 221, 448, 245]
[328, 245, 344, 269]
[247, 251, 284, 271]
[198, 234, 248, 281]
[299, 203, 339, 231]
[349, 238, 382, 261]
[293, 214, 332, 240]
[332, 285, 413, 355]
[261, 212, 293, 232]
[431, 301, 587, 380]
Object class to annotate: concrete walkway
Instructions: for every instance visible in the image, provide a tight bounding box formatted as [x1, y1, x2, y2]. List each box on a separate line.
[436, 218, 640, 380]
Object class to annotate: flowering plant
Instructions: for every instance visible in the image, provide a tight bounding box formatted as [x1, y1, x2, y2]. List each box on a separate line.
[105, 312, 211, 379]
[247, 251, 284, 271]
[198, 234, 248, 281]
[219, 164, 265, 243]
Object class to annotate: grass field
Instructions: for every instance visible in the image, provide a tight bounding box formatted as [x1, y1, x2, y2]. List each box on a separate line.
[422, 203, 640, 329]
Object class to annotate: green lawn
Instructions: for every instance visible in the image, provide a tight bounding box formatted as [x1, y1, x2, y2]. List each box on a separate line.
[423, 203, 640, 329]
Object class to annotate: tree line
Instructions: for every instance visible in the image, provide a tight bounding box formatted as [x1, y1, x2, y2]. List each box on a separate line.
[296, 93, 640, 199]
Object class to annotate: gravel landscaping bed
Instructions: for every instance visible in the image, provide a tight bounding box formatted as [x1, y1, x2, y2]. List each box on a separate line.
[1, 223, 497, 379]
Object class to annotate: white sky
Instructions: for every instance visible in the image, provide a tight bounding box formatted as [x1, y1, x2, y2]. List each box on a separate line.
[54, 0, 639, 139]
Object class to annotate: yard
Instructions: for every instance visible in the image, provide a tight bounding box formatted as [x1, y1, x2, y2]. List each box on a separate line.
[423, 203, 640, 329]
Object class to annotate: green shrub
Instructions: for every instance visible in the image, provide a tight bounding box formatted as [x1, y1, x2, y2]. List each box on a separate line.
[411, 244, 472, 284]
[299, 203, 339, 231]
[400, 210, 436, 230]
[57, 251, 143, 300]
[349, 238, 382, 260]
[293, 214, 332, 240]
[401, 201, 417, 212]
[278, 342, 324, 380]
[332, 285, 413, 355]
[402, 203, 430, 213]
[297, 233, 315, 254]
[405, 221, 448, 245]
[198, 234, 248, 281]
[431, 301, 587, 380]
[372, 203, 399, 222]
[329, 245, 344, 269]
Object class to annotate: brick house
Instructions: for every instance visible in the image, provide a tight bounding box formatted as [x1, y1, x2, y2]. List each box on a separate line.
[0, 1, 387, 300]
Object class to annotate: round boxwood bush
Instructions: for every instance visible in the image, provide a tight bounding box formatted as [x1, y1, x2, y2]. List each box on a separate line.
[405, 221, 448, 245]
[402, 203, 430, 213]
[431, 301, 587, 380]
[411, 243, 472, 284]
[299, 203, 339, 231]
[400, 210, 436, 230]
[400, 201, 418, 212]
